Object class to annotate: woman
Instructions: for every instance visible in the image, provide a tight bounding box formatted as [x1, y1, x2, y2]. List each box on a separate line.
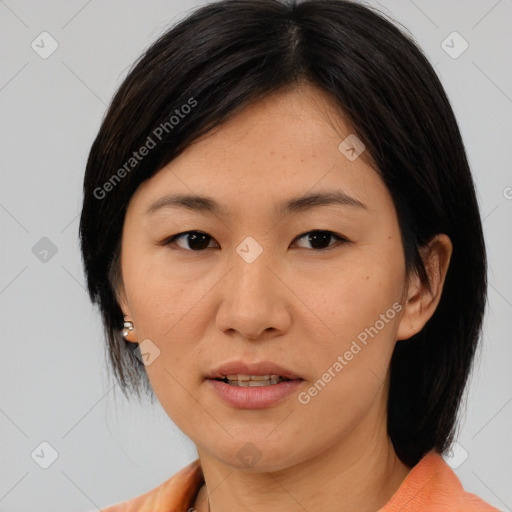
[79, 0, 498, 510]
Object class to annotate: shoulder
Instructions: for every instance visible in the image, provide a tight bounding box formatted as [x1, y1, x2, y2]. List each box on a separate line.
[380, 451, 501, 512]
[93, 458, 203, 512]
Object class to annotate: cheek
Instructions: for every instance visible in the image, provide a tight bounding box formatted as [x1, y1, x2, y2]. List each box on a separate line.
[122, 239, 205, 337]
[293, 246, 404, 401]
[295, 301, 401, 440]
[121, 248, 210, 399]
[295, 247, 404, 339]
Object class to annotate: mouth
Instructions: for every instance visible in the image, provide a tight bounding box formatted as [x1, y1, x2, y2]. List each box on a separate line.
[205, 361, 305, 408]
[207, 360, 304, 384]
[214, 374, 294, 387]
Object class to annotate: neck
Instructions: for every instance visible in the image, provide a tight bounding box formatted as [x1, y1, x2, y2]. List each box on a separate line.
[194, 407, 411, 512]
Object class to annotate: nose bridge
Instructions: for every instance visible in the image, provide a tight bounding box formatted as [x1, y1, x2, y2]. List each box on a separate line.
[214, 232, 290, 338]
[231, 234, 274, 299]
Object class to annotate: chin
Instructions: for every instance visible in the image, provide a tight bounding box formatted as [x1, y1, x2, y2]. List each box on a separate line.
[207, 440, 302, 473]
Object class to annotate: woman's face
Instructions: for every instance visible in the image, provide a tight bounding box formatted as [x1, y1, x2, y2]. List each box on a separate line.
[118, 84, 412, 471]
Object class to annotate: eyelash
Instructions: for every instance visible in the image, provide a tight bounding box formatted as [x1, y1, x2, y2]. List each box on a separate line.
[158, 230, 350, 253]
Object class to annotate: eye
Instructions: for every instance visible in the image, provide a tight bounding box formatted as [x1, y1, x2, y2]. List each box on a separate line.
[160, 231, 218, 251]
[292, 230, 349, 251]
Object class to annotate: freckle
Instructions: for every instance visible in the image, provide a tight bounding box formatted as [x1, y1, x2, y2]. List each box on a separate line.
[365, 275, 370, 280]
[387, 235, 391, 239]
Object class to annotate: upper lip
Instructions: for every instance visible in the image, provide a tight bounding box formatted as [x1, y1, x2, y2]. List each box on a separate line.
[207, 361, 303, 380]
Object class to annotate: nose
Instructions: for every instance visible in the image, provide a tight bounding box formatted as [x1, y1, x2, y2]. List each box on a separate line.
[215, 240, 292, 341]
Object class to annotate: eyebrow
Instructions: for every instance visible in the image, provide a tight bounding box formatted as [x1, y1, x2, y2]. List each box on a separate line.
[145, 190, 367, 217]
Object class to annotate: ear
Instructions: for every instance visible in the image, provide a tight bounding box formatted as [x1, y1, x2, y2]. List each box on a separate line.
[397, 234, 452, 341]
[116, 282, 139, 344]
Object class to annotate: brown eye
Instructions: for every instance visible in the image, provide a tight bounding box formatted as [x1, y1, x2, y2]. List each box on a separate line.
[292, 230, 349, 251]
[162, 231, 218, 251]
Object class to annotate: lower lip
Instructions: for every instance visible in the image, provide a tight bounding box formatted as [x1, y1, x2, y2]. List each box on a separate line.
[206, 378, 304, 409]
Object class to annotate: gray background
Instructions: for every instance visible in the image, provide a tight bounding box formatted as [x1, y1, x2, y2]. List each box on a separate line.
[0, 1, 511, 511]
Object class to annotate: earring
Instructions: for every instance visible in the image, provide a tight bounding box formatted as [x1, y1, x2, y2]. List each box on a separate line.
[123, 320, 134, 338]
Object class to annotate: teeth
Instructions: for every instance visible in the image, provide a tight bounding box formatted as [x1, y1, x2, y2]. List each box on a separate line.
[225, 374, 284, 381]
[222, 374, 286, 386]
[228, 378, 281, 386]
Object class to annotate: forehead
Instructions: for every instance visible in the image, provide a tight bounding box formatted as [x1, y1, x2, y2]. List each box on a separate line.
[128, 84, 390, 219]
[189, 84, 360, 161]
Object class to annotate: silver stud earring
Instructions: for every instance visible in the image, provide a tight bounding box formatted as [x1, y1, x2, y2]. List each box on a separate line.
[123, 320, 134, 338]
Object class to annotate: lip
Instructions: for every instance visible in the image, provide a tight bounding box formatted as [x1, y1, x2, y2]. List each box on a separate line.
[205, 360, 304, 409]
[206, 360, 303, 380]
[206, 378, 304, 409]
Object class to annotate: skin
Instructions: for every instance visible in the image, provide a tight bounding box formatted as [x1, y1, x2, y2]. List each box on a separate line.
[117, 84, 452, 512]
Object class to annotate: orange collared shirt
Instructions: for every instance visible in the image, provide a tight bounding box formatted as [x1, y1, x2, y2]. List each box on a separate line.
[97, 451, 501, 512]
